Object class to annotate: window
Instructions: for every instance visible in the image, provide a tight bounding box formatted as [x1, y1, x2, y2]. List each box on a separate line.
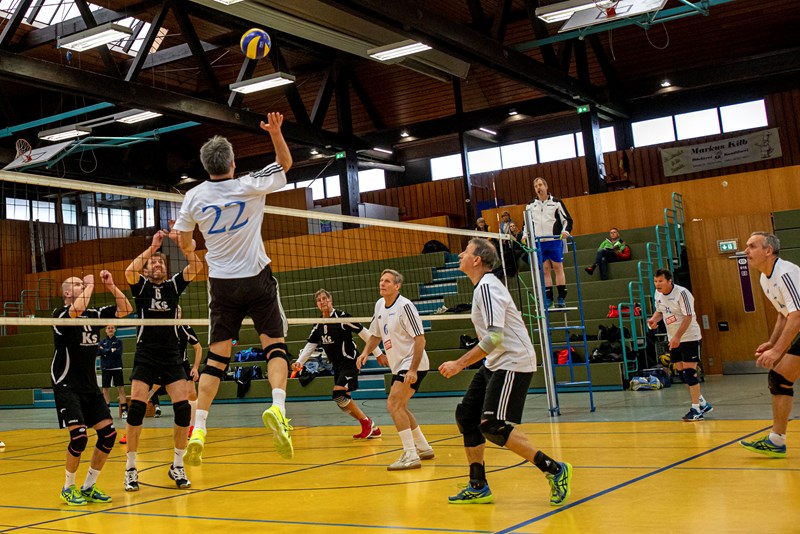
[538, 133, 576, 163]
[274, 182, 295, 193]
[110, 208, 131, 229]
[135, 207, 154, 228]
[430, 154, 463, 181]
[296, 179, 325, 200]
[62, 202, 77, 225]
[720, 99, 768, 133]
[468, 147, 502, 174]
[87, 207, 109, 227]
[32, 200, 56, 223]
[500, 141, 537, 169]
[675, 108, 721, 140]
[5, 198, 29, 220]
[325, 176, 341, 198]
[575, 127, 618, 157]
[631, 116, 675, 147]
[358, 169, 386, 192]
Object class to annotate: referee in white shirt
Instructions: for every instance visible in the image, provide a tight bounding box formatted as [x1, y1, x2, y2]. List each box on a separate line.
[174, 112, 294, 464]
[439, 238, 572, 507]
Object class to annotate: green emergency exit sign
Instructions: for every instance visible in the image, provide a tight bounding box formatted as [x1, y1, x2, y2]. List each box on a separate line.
[576, 105, 590, 114]
[717, 239, 738, 254]
[335, 151, 346, 159]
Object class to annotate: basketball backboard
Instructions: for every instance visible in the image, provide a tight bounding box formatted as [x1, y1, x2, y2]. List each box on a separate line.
[2, 140, 73, 171]
[560, 0, 668, 32]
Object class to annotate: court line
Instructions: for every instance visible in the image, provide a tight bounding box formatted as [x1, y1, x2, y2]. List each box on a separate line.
[494, 425, 771, 534]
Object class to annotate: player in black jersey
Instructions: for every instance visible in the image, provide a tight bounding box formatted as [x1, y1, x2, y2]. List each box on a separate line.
[122, 228, 201, 491]
[52, 270, 132, 506]
[291, 289, 383, 439]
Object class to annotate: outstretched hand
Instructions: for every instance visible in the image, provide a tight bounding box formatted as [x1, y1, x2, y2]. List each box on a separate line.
[99, 270, 115, 287]
[259, 112, 284, 135]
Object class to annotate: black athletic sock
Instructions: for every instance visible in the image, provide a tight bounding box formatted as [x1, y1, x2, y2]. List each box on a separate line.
[557, 285, 567, 299]
[545, 287, 554, 301]
[533, 451, 562, 475]
[469, 462, 486, 489]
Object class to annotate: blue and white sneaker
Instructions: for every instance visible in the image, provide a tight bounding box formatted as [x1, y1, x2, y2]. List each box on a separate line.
[701, 402, 714, 415]
[682, 407, 704, 421]
[448, 483, 494, 504]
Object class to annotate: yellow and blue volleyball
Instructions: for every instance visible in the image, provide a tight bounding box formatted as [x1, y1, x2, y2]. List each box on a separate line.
[240, 28, 271, 60]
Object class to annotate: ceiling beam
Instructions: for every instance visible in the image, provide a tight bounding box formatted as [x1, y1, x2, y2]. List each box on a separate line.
[0, 0, 34, 49]
[124, 1, 172, 82]
[72, 0, 121, 77]
[170, 0, 222, 101]
[0, 50, 369, 151]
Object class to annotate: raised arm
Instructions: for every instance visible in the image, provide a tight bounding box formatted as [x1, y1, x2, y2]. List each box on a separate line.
[100, 270, 133, 317]
[125, 231, 165, 285]
[69, 274, 95, 318]
[168, 222, 202, 282]
[260, 112, 293, 172]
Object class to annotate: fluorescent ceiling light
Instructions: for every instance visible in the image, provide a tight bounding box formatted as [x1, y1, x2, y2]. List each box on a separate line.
[230, 72, 296, 94]
[660, 79, 671, 88]
[372, 147, 393, 154]
[213, 0, 245, 4]
[310, 149, 319, 155]
[535, 0, 595, 23]
[39, 125, 92, 142]
[115, 109, 163, 124]
[58, 23, 134, 52]
[508, 109, 518, 116]
[368, 40, 432, 61]
[400, 130, 410, 138]
[479, 127, 497, 135]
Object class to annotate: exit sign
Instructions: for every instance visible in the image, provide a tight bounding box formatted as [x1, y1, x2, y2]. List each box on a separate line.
[717, 239, 738, 254]
[335, 151, 346, 159]
[576, 105, 590, 114]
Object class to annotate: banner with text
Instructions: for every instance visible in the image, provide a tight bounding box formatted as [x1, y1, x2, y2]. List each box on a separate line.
[660, 128, 781, 177]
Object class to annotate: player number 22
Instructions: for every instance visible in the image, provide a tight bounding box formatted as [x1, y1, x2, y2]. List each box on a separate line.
[202, 202, 249, 234]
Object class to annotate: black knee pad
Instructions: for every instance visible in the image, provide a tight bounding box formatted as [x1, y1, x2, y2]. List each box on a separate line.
[681, 368, 699, 386]
[173, 400, 191, 427]
[202, 351, 230, 380]
[67, 426, 88, 457]
[768, 369, 794, 397]
[127, 399, 147, 426]
[332, 391, 351, 408]
[264, 343, 290, 363]
[479, 418, 514, 447]
[456, 403, 484, 447]
[95, 424, 116, 453]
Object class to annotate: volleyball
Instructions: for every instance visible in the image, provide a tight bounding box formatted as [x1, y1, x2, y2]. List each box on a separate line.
[240, 28, 271, 60]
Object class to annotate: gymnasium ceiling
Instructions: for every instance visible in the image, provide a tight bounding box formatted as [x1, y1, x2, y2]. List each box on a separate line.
[0, 0, 797, 187]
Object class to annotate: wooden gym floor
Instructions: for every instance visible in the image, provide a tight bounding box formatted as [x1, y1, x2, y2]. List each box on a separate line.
[0, 374, 797, 533]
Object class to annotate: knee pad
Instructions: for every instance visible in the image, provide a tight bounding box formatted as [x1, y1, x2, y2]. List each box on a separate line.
[456, 403, 484, 447]
[681, 368, 699, 386]
[332, 391, 351, 408]
[127, 399, 147, 426]
[95, 424, 116, 454]
[264, 343, 290, 363]
[202, 351, 229, 380]
[768, 369, 794, 397]
[173, 400, 191, 427]
[479, 418, 514, 447]
[67, 426, 88, 457]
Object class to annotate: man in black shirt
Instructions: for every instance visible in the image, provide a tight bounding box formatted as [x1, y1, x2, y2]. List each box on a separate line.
[122, 228, 201, 492]
[97, 325, 127, 418]
[291, 289, 383, 439]
[52, 270, 132, 506]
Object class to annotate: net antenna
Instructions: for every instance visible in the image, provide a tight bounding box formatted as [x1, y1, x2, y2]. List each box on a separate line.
[595, 0, 620, 17]
[15, 139, 32, 163]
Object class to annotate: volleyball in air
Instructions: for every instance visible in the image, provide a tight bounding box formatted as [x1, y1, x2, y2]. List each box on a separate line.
[240, 28, 271, 60]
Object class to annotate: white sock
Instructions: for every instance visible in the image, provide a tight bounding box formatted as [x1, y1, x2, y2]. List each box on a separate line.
[272, 389, 287, 416]
[699, 395, 707, 406]
[195, 409, 209, 432]
[189, 400, 197, 427]
[398, 429, 416, 454]
[82, 467, 100, 490]
[174, 448, 186, 468]
[411, 426, 430, 450]
[691, 403, 700, 412]
[64, 469, 77, 490]
[126, 451, 137, 470]
[769, 432, 787, 446]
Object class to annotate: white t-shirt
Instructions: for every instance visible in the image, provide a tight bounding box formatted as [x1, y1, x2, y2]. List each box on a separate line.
[654, 283, 702, 342]
[759, 258, 800, 318]
[173, 164, 287, 279]
[472, 273, 536, 372]
[368, 294, 430, 374]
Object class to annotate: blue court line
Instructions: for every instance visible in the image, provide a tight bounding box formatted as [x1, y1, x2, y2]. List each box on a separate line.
[495, 424, 772, 534]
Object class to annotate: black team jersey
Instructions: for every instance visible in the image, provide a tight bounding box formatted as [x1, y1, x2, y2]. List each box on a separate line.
[307, 309, 365, 366]
[130, 272, 189, 365]
[178, 325, 200, 363]
[51, 305, 118, 392]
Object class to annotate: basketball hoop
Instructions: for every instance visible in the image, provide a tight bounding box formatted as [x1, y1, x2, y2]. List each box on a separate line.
[15, 139, 32, 162]
[595, 0, 619, 17]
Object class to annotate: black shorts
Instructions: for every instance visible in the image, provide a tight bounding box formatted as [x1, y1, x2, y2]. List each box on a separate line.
[209, 265, 287, 343]
[460, 366, 533, 426]
[333, 364, 360, 391]
[54, 387, 112, 429]
[130, 361, 187, 387]
[787, 333, 800, 356]
[101, 369, 124, 388]
[670, 340, 701, 363]
[391, 370, 428, 392]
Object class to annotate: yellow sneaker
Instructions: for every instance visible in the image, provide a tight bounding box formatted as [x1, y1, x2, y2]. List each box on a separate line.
[185, 428, 206, 466]
[262, 405, 294, 459]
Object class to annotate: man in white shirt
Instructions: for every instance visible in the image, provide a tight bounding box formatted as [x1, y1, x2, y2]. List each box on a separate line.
[739, 232, 800, 458]
[648, 269, 712, 421]
[173, 112, 294, 464]
[357, 269, 433, 470]
[439, 238, 573, 507]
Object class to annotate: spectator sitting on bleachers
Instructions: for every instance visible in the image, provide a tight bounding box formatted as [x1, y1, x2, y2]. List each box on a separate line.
[474, 217, 490, 233]
[585, 228, 631, 280]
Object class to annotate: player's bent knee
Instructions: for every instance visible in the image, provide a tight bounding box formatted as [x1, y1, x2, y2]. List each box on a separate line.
[173, 400, 191, 427]
[264, 343, 290, 363]
[95, 424, 116, 453]
[127, 399, 147, 426]
[67, 426, 88, 457]
[479, 418, 514, 447]
[332, 391, 351, 408]
[768, 369, 794, 397]
[681, 368, 699, 386]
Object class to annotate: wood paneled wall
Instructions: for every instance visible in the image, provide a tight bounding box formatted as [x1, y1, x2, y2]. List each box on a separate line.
[0, 220, 30, 303]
